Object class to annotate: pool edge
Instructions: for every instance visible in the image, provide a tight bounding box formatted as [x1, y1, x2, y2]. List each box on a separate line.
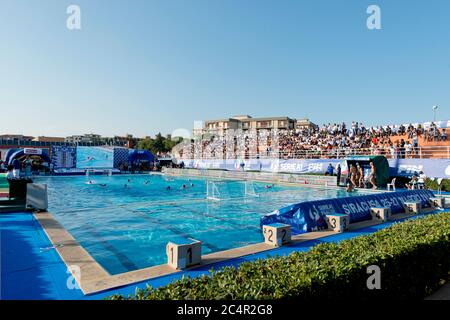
[33, 197, 434, 296]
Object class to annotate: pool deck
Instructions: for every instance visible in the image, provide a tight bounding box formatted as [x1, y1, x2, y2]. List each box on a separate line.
[2, 206, 449, 300]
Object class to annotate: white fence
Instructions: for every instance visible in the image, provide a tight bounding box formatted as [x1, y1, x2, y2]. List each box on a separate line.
[174, 146, 450, 160]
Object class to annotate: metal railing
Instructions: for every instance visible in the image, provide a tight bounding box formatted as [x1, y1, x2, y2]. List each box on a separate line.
[175, 146, 450, 160]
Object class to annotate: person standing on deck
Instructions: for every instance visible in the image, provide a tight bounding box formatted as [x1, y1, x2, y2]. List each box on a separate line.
[369, 162, 377, 189]
[24, 157, 32, 177]
[349, 164, 358, 187]
[336, 164, 341, 186]
[12, 158, 21, 178]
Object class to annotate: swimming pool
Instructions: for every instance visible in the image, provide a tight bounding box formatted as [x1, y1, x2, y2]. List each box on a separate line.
[35, 174, 371, 275]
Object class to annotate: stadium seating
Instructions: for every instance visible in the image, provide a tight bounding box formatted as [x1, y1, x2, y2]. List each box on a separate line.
[174, 121, 450, 160]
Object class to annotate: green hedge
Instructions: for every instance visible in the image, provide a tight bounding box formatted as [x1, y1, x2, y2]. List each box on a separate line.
[425, 178, 450, 192]
[110, 213, 450, 300]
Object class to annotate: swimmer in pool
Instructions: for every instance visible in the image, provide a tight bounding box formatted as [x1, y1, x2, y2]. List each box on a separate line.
[166, 186, 171, 190]
[124, 184, 129, 188]
[99, 184, 107, 187]
[144, 180, 150, 185]
[190, 183, 194, 187]
[181, 184, 187, 190]
[87, 180, 95, 184]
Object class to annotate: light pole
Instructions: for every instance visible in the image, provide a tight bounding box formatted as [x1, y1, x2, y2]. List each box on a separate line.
[432, 105, 438, 122]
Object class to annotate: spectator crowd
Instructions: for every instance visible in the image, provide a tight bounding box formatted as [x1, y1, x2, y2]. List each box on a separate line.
[174, 121, 448, 160]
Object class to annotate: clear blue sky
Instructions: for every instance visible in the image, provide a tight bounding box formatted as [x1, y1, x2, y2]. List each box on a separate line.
[1, 0, 449, 137]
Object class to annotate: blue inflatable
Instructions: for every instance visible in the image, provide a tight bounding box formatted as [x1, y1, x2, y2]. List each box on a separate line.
[7, 149, 51, 166]
[260, 190, 435, 234]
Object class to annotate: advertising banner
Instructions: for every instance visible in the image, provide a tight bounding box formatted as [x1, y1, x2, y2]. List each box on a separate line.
[24, 148, 42, 155]
[51, 146, 76, 169]
[388, 158, 450, 178]
[179, 158, 342, 174]
[260, 189, 435, 233]
[179, 158, 450, 178]
[113, 147, 130, 168]
[76, 146, 114, 169]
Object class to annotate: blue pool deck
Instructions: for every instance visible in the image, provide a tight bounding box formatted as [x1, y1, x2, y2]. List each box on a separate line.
[1, 209, 449, 300]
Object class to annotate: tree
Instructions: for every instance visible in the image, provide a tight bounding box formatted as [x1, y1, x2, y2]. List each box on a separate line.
[137, 133, 183, 155]
[137, 138, 155, 152]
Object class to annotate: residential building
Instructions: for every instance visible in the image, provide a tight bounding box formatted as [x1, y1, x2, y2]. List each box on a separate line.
[196, 115, 316, 136]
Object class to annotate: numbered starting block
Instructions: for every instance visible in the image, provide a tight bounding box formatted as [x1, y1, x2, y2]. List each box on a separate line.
[370, 207, 391, 222]
[444, 198, 450, 209]
[166, 239, 202, 270]
[429, 197, 445, 209]
[326, 214, 350, 233]
[262, 223, 291, 247]
[403, 201, 421, 214]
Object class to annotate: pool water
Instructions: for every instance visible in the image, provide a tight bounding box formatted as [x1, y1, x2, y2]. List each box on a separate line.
[35, 174, 369, 275]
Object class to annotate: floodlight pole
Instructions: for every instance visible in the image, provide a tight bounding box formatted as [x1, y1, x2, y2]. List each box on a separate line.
[432, 105, 438, 122]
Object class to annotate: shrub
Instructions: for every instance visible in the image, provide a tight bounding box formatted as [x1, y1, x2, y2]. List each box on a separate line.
[425, 178, 450, 192]
[110, 212, 450, 300]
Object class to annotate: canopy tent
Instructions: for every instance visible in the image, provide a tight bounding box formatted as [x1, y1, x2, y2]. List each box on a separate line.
[340, 155, 390, 187]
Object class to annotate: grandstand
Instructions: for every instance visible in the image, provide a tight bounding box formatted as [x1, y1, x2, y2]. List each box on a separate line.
[173, 120, 450, 160]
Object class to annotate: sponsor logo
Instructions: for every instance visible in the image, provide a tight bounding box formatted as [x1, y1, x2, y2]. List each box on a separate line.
[24, 148, 43, 155]
[398, 164, 423, 174]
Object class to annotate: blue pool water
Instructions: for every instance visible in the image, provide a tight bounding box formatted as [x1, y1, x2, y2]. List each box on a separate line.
[35, 174, 371, 275]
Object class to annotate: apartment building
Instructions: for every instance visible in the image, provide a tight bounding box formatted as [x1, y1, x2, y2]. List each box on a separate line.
[195, 115, 316, 136]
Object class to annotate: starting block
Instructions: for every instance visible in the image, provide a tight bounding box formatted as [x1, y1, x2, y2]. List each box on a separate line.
[403, 201, 421, 214]
[166, 239, 202, 270]
[326, 214, 350, 233]
[429, 197, 445, 209]
[262, 223, 291, 247]
[370, 207, 391, 222]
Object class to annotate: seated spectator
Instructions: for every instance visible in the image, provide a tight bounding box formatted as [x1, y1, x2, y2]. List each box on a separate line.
[417, 171, 427, 189]
[433, 128, 440, 141]
[173, 120, 450, 162]
[441, 130, 447, 141]
[405, 175, 418, 190]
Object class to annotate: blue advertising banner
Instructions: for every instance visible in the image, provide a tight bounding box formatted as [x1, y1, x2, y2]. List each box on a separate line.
[179, 158, 450, 178]
[113, 147, 130, 168]
[388, 158, 450, 178]
[274, 159, 341, 174]
[260, 189, 435, 233]
[179, 158, 342, 174]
